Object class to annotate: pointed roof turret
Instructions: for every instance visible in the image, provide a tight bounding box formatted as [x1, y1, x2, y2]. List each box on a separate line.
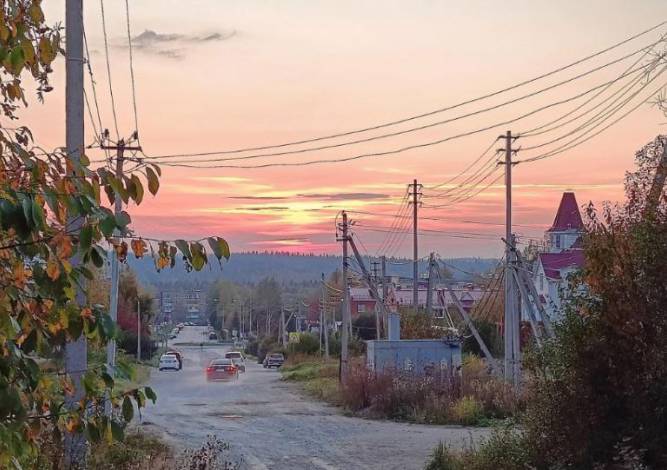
[547, 192, 584, 232]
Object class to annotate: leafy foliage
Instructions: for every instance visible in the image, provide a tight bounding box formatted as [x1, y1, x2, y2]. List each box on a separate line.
[520, 135, 667, 468]
[0, 3, 230, 465]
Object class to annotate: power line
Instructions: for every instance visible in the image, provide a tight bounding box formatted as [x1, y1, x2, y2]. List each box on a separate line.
[138, 21, 667, 160]
[143, 42, 661, 164]
[99, 0, 120, 140]
[425, 139, 498, 191]
[520, 65, 666, 152]
[518, 77, 667, 164]
[520, 37, 665, 137]
[124, 0, 140, 140]
[155, 62, 656, 170]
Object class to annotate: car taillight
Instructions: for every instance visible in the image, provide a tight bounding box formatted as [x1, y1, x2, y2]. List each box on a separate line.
[206, 366, 214, 372]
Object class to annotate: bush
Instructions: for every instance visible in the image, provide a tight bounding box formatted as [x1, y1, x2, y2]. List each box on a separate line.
[286, 333, 320, 355]
[424, 429, 533, 470]
[449, 396, 484, 426]
[117, 331, 158, 361]
[425, 443, 460, 470]
[352, 313, 378, 340]
[340, 359, 520, 425]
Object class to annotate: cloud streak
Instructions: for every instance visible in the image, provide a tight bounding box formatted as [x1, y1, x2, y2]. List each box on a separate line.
[128, 29, 237, 59]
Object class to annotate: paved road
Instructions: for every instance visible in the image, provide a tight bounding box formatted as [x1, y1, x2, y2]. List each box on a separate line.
[142, 327, 488, 470]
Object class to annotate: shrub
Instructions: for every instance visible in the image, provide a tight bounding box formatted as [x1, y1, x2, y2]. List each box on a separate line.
[449, 396, 484, 426]
[286, 333, 320, 355]
[424, 443, 460, 470]
[340, 359, 520, 425]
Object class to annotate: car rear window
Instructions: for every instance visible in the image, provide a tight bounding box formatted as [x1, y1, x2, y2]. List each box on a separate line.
[211, 359, 232, 366]
[270, 354, 283, 358]
[225, 352, 242, 359]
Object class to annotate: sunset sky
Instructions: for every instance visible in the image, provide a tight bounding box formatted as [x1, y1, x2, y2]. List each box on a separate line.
[25, 1, 667, 257]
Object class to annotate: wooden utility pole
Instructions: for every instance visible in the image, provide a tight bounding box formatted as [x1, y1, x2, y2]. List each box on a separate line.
[409, 180, 421, 309]
[64, 0, 87, 466]
[337, 211, 351, 382]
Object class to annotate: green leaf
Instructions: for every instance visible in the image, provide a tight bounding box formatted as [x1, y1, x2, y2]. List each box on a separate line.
[121, 396, 134, 422]
[130, 174, 144, 204]
[101, 372, 114, 389]
[100, 215, 116, 238]
[116, 211, 131, 229]
[145, 167, 159, 196]
[110, 421, 124, 441]
[86, 422, 101, 443]
[174, 239, 191, 259]
[90, 245, 105, 268]
[144, 386, 157, 404]
[79, 225, 93, 254]
[31, 200, 45, 230]
[207, 237, 231, 261]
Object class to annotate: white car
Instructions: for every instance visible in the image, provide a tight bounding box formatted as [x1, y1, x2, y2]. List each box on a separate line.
[224, 351, 246, 372]
[158, 354, 180, 371]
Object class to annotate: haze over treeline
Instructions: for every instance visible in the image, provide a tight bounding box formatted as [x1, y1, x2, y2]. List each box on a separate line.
[127, 251, 497, 286]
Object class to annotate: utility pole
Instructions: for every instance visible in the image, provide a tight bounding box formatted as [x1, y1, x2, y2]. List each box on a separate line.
[409, 179, 422, 309]
[280, 306, 287, 347]
[136, 299, 141, 362]
[64, 0, 87, 466]
[321, 274, 330, 359]
[381, 255, 387, 339]
[337, 211, 351, 382]
[426, 253, 436, 315]
[348, 237, 387, 339]
[370, 261, 380, 282]
[101, 138, 140, 416]
[500, 130, 520, 386]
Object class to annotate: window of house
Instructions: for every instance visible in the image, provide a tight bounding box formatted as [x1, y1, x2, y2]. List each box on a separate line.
[358, 304, 366, 313]
[555, 235, 561, 249]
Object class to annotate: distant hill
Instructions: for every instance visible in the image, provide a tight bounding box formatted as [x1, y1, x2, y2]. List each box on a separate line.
[128, 252, 498, 287]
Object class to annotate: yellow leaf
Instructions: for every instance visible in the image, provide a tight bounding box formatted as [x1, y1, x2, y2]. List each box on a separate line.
[46, 258, 60, 281]
[131, 239, 147, 258]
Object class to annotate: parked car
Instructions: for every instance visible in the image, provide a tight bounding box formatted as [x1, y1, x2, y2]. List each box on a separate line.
[224, 351, 245, 372]
[158, 354, 180, 371]
[208, 332, 217, 340]
[263, 353, 285, 369]
[205, 358, 238, 381]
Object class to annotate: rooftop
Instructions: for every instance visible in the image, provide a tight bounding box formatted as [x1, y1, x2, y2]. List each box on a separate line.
[547, 192, 584, 232]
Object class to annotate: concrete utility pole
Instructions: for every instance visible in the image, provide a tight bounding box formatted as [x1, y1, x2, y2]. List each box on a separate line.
[280, 306, 287, 347]
[101, 138, 140, 416]
[348, 237, 387, 341]
[337, 211, 351, 382]
[136, 299, 141, 362]
[426, 253, 436, 315]
[381, 255, 387, 339]
[64, 0, 87, 466]
[321, 274, 330, 359]
[500, 130, 520, 386]
[409, 179, 422, 309]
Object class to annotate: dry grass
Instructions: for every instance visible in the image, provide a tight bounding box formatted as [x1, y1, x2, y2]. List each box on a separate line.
[341, 356, 522, 425]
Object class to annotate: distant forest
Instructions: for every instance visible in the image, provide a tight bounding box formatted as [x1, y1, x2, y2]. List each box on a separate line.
[128, 251, 498, 288]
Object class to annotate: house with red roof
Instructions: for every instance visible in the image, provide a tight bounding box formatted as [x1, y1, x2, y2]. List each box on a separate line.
[532, 192, 586, 315]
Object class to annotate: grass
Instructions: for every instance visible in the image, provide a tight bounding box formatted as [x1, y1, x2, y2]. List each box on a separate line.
[281, 354, 521, 427]
[280, 356, 341, 405]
